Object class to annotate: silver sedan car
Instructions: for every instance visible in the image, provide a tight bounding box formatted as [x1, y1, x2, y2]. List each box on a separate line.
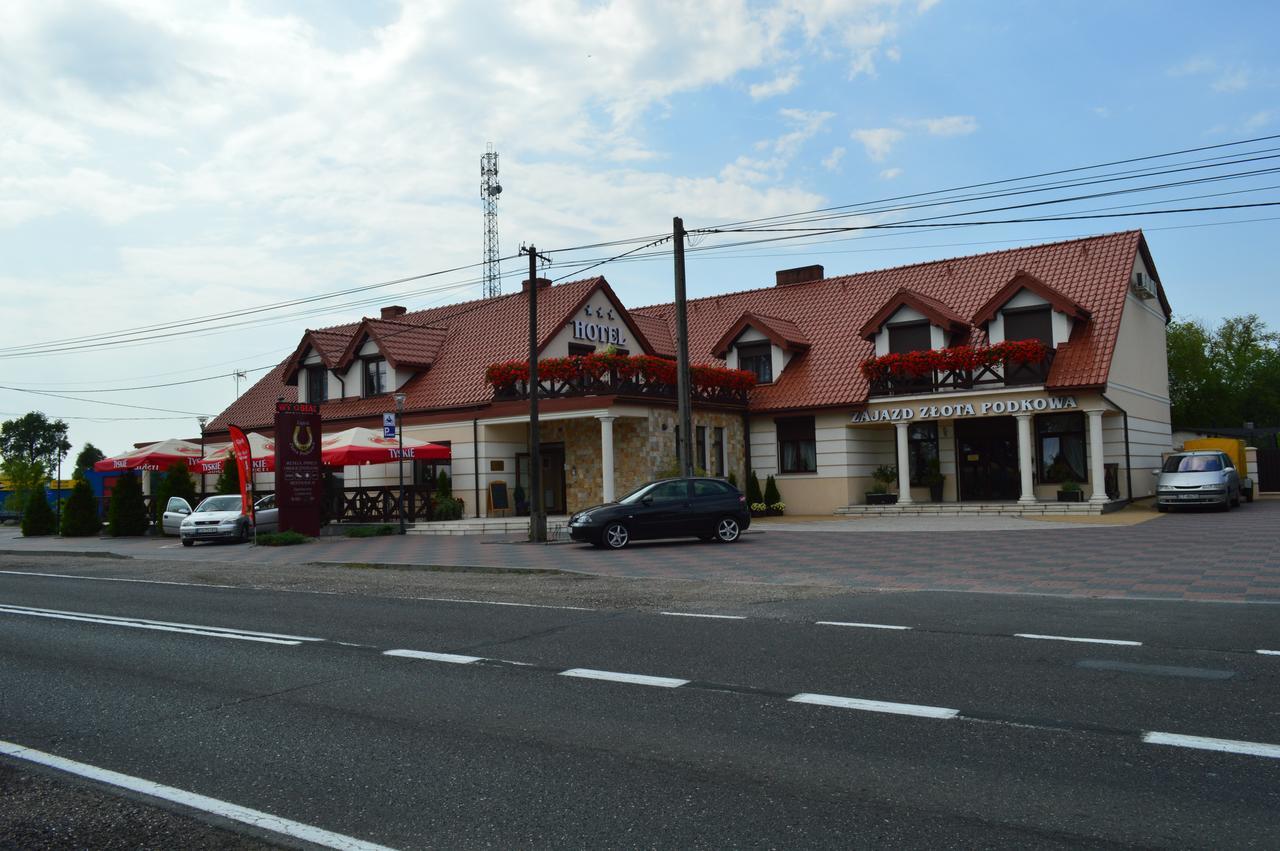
[1154, 451, 1242, 512]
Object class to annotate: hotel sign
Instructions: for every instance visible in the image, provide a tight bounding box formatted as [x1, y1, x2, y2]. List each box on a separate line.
[572, 305, 628, 346]
[852, 395, 1079, 424]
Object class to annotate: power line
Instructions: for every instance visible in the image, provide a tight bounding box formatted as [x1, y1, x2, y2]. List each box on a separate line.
[0, 365, 277, 394]
[0, 386, 214, 417]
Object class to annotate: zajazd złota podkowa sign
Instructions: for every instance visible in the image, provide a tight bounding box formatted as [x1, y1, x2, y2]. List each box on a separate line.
[851, 396, 1079, 424]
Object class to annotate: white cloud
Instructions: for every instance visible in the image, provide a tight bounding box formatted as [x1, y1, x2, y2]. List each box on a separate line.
[879, 167, 903, 180]
[1213, 69, 1250, 92]
[1169, 56, 1216, 76]
[822, 146, 846, 171]
[722, 108, 834, 182]
[1244, 110, 1275, 130]
[1168, 56, 1252, 92]
[852, 127, 904, 161]
[749, 67, 801, 99]
[904, 115, 978, 136]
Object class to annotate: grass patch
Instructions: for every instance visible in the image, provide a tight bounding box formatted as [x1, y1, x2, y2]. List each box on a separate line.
[255, 531, 313, 547]
[345, 524, 396, 538]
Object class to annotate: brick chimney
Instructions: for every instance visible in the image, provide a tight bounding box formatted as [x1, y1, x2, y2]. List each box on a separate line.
[521, 277, 552, 292]
[775, 264, 824, 286]
[380, 305, 407, 319]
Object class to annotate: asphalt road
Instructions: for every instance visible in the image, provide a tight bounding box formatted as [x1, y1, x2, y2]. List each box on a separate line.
[0, 562, 1277, 849]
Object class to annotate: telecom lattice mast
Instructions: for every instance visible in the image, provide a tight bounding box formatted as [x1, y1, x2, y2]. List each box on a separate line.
[481, 144, 503, 299]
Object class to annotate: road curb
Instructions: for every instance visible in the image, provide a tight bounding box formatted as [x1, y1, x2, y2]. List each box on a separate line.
[305, 560, 579, 577]
[0, 549, 132, 560]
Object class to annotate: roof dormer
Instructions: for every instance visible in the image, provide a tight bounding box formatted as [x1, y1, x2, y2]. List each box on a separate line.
[973, 271, 1089, 349]
[859, 288, 966, 356]
[712, 311, 809, 385]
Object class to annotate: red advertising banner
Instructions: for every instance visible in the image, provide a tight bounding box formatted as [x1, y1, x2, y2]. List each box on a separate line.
[227, 425, 255, 517]
[274, 401, 322, 537]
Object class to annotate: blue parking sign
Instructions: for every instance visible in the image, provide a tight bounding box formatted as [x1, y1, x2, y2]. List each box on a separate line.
[382, 412, 396, 438]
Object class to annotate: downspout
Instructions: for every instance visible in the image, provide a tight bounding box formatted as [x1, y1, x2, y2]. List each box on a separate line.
[1101, 392, 1133, 504]
[472, 417, 481, 518]
[741, 411, 752, 487]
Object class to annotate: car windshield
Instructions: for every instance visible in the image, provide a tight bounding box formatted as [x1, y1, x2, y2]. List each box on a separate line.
[616, 482, 659, 505]
[196, 496, 243, 513]
[1163, 455, 1223, 473]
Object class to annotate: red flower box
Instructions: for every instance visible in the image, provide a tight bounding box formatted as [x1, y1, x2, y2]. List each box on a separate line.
[860, 339, 1050, 381]
[484, 354, 756, 395]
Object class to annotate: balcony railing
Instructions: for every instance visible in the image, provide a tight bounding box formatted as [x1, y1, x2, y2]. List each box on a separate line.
[493, 370, 750, 406]
[868, 351, 1055, 397]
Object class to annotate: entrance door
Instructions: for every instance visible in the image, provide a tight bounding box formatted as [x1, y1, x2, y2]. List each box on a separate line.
[956, 417, 1020, 501]
[539, 443, 566, 514]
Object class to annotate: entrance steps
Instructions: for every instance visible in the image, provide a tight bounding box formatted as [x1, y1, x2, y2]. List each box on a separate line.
[834, 501, 1112, 517]
[405, 515, 571, 537]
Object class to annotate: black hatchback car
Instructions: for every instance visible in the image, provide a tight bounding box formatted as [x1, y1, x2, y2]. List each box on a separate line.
[568, 477, 751, 549]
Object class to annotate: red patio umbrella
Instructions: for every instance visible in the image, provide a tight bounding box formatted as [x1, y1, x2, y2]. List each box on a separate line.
[93, 439, 204, 473]
[320, 427, 450, 467]
[198, 433, 276, 474]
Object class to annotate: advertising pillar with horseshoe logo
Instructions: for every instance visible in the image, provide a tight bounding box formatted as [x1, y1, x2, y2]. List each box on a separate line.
[274, 401, 322, 536]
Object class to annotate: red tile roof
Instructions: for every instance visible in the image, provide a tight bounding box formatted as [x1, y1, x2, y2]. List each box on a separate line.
[971, 270, 1091, 326]
[711, 311, 811, 358]
[335, 318, 448, 371]
[633, 230, 1163, 412]
[209, 277, 634, 433]
[209, 230, 1164, 432]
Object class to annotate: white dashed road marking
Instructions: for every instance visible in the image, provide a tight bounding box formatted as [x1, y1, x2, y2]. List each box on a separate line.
[558, 668, 690, 688]
[0, 739, 398, 851]
[1142, 731, 1280, 759]
[816, 621, 912, 631]
[660, 612, 747, 620]
[0, 604, 322, 645]
[1014, 633, 1142, 647]
[1257, 649, 1279, 656]
[789, 693, 959, 719]
[383, 650, 483, 664]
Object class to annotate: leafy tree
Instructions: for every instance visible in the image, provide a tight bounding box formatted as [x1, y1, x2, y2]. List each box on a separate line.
[60, 478, 101, 537]
[214, 461, 240, 495]
[1168, 314, 1280, 428]
[72, 443, 106, 480]
[1, 457, 46, 517]
[20, 486, 55, 536]
[436, 469, 452, 497]
[0, 412, 71, 471]
[106, 472, 150, 536]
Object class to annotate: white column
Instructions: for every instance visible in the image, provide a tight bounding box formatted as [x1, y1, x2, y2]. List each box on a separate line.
[1088, 409, 1108, 503]
[599, 415, 616, 503]
[1015, 413, 1036, 503]
[894, 422, 913, 505]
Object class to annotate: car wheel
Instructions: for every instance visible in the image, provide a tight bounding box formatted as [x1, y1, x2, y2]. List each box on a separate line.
[241, 522, 253, 542]
[181, 539, 194, 547]
[602, 522, 629, 550]
[1245, 488, 1255, 503]
[715, 516, 741, 543]
[1231, 491, 1241, 508]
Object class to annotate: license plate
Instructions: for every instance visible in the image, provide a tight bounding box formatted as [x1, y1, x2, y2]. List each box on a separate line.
[196, 527, 220, 535]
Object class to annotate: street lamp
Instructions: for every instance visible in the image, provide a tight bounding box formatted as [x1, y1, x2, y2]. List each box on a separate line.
[197, 416, 209, 497]
[393, 392, 407, 535]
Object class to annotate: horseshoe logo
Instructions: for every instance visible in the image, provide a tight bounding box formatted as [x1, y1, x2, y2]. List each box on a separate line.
[292, 424, 314, 454]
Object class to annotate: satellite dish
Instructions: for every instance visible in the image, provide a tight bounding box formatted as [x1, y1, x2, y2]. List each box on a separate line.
[489, 183, 503, 196]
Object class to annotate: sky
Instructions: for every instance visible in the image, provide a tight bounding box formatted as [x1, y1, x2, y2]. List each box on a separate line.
[2, 0, 1278, 458]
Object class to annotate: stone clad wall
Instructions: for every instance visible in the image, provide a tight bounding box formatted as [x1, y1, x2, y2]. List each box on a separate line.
[540, 408, 747, 513]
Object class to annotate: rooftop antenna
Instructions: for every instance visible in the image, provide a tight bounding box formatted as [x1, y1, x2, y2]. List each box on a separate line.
[481, 143, 503, 298]
[234, 370, 247, 398]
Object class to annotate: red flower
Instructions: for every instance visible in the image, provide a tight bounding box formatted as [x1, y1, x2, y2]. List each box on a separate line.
[860, 339, 1049, 381]
[484, 354, 756, 394]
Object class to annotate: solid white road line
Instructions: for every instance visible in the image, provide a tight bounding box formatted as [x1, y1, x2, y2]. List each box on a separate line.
[0, 604, 324, 641]
[1014, 633, 1142, 647]
[816, 621, 912, 631]
[559, 668, 690, 688]
[1142, 731, 1280, 759]
[1257, 649, 1280, 656]
[660, 612, 747, 620]
[0, 739, 398, 851]
[382, 649, 484, 664]
[789, 692, 959, 719]
[0, 605, 315, 645]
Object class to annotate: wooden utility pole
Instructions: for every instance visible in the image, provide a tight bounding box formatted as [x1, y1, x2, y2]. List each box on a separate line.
[522, 244, 550, 542]
[673, 217, 694, 477]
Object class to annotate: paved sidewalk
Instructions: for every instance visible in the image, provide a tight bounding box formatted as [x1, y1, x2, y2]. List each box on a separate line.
[2, 499, 1277, 603]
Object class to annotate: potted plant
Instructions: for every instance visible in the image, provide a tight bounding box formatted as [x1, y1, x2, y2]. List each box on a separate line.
[763, 475, 783, 516]
[747, 470, 767, 517]
[867, 464, 898, 505]
[513, 484, 528, 516]
[922, 458, 944, 503]
[1057, 480, 1084, 502]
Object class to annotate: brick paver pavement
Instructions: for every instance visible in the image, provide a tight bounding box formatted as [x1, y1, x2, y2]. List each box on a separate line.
[3, 499, 1277, 603]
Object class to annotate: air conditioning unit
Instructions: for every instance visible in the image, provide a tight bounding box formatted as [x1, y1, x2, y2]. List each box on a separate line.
[1130, 271, 1156, 299]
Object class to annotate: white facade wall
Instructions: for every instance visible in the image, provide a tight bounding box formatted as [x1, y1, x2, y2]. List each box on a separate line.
[873, 306, 945, 356]
[724, 326, 791, 381]
[987, 289, 1071, 347]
